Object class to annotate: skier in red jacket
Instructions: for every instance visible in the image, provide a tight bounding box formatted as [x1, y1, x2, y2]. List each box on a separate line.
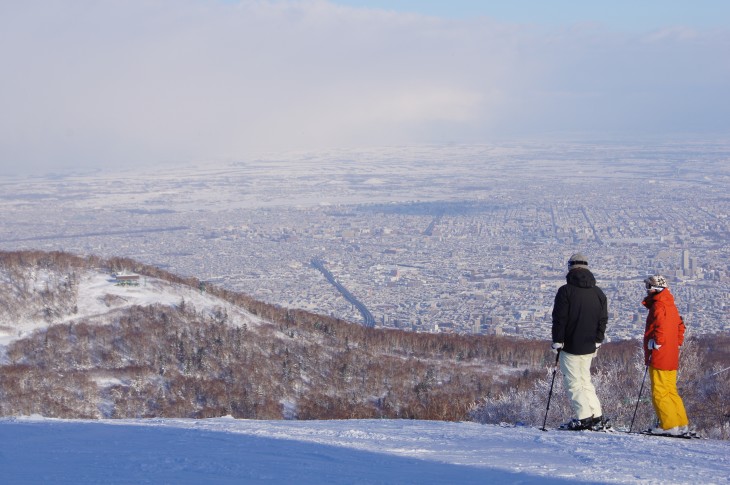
[642, 275, 689, 435]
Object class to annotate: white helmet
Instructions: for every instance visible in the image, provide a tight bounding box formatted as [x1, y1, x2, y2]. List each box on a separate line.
[644, 275, 668, 290]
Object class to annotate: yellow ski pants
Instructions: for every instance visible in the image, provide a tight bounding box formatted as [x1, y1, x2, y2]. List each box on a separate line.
[649, 367, 689, 430]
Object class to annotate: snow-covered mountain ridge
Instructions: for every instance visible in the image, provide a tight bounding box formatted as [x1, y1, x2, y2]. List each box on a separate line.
[1, 250, 727, 440]
[0, 268, 263, 348]
[1, 250, 544, 423]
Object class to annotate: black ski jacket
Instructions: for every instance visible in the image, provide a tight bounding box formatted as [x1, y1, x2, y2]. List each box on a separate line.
[551, 268, 608, 355]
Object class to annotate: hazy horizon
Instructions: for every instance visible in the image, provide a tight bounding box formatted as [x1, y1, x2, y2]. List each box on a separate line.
[1, 0, 729, 175]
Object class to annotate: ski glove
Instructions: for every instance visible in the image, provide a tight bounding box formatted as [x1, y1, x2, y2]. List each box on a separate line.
[647, 339, 662, 350]
[551, 342, 564, 354]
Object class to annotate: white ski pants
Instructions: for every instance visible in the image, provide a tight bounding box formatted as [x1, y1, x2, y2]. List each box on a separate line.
[559, 351, 602, 421]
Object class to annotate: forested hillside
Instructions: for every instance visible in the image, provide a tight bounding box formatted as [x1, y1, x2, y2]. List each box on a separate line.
[0, 251, 727, 438]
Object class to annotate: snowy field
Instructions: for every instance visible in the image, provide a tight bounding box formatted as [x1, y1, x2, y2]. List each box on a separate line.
[1, 416, 728, 484]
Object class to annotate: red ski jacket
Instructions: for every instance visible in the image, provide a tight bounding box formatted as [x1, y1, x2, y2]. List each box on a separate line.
[642, 288, 685, 370]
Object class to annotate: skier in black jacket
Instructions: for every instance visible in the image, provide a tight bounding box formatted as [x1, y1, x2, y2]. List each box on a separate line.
[551, 252, 608, 430]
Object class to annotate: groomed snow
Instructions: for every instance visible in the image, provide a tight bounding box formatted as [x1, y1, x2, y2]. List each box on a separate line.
[1, 417, 727, 484]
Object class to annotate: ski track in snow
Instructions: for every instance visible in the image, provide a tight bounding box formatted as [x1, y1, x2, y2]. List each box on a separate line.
[0, 417, 728, 484]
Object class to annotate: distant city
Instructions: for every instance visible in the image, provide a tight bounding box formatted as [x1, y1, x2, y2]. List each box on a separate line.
[1, 142, 728, 341]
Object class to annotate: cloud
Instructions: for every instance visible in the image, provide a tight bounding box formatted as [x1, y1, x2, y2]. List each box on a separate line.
[0, 0, 728, 174]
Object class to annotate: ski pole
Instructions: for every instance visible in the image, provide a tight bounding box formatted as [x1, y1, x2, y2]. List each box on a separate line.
[629, 352, 651, 433]
[710, 365, 730, 377]
[541, 350, 561, 431]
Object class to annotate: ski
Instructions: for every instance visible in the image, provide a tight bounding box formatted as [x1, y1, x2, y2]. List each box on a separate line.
[555, 416, 614, 433]
[555, 426, 616, 433]
[637, 430, 703, 440]
[555, 423, 616, 433]
[552, 427, 703, 438]
[546, 417, 704, 438]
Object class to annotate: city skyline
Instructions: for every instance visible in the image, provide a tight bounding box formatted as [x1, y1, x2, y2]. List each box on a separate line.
[1, 142, 727, 341]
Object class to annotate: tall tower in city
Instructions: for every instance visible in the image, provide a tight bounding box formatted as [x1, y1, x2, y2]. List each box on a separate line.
[682, 249, 691, 277]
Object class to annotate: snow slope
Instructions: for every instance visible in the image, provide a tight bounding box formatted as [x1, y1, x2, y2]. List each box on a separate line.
[1, 416, 728, 484]
[0, 270, 264, 348]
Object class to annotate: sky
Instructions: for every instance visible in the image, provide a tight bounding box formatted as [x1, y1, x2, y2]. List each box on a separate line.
[335, 0, 730, 29]
[1, 0, 729, 175]
[2, 416, 728, 484]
